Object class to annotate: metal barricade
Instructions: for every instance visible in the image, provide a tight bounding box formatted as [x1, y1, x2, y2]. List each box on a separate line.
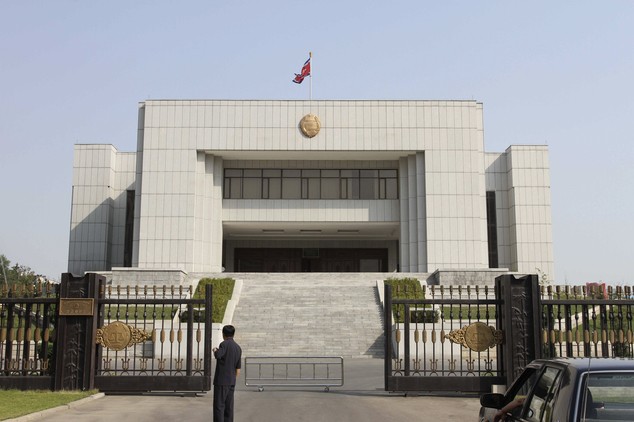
[244, 356, 344, 391]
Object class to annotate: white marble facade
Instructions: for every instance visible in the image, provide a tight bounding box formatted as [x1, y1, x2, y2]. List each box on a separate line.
[68, 100, 553, 278]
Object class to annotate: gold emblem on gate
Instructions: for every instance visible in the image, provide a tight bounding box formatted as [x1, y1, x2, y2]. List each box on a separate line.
[446, 322, 503, 352]
[96, 321, 152, 351]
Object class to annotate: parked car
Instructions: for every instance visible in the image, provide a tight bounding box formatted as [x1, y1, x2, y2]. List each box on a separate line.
[479, 357, 634, 422]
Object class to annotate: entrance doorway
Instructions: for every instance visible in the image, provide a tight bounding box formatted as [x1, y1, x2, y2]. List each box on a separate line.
[234, 248, 387, 272]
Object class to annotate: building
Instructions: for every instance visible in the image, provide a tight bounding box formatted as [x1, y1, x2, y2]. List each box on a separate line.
[68, 100, 553, 282]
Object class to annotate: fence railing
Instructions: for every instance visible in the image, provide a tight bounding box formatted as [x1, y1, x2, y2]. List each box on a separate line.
[244, 356, 344, 391]
[540, 284, 634, 358]
[0, 282, 58, 390]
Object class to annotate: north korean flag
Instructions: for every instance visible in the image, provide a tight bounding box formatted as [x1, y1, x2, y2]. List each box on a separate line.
[292, 57, 311, 84]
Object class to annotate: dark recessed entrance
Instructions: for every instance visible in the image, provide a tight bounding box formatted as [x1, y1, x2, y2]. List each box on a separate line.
[234, 248, 387, 272]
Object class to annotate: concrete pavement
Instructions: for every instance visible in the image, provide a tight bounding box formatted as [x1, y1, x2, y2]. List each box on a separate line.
[11, 359, 481, 422]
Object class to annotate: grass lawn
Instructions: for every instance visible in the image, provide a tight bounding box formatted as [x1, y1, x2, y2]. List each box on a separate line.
[0, 390, 97, 420]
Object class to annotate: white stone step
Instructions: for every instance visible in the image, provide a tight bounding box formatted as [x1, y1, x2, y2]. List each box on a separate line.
[229, 274, 385, 358]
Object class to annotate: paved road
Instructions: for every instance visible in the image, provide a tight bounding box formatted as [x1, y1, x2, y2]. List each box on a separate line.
[19, 359, 481, 422]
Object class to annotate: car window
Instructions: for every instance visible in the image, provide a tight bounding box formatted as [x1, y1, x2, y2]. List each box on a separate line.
[583, 372, 634, 421]
[498, 368, 540, 419]
[524, 366, 562, 422]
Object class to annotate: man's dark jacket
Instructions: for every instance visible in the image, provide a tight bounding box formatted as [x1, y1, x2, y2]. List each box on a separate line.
[213, 337, 242, 385]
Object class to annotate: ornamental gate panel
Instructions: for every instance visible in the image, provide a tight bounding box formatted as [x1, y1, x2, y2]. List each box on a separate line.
[384, 274, 541, 393]
[1, 273, 213, 392]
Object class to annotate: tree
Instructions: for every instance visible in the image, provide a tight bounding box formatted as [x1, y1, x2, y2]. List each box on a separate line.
[0, 254, 39, 287]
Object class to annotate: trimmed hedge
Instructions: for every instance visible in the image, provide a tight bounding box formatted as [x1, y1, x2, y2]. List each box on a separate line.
[181, 277, 235, 323]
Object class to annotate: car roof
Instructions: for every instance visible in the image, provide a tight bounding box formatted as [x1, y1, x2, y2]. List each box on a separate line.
[531, 357, 634, 372]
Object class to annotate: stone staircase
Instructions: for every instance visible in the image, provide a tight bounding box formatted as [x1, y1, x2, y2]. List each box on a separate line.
[229, 273, 385, 358]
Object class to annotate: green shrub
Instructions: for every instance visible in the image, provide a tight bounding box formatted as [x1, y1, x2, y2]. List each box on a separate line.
[384, 278, 428, 323]
[180, 277, 235, 323]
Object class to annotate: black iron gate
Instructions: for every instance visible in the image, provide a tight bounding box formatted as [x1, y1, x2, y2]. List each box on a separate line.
[1, 273, 213, 392]
[384, 274, 541, 393]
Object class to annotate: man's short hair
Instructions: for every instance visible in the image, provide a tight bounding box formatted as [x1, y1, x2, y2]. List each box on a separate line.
[222, 325, 236, 337]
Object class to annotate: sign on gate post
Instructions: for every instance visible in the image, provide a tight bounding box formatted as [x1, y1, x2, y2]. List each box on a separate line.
[495, 274, 542, 387]
[54, 273, 103, 391]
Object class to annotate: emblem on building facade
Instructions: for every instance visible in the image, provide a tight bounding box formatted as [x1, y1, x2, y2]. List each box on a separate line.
[299, 113, 321, 138]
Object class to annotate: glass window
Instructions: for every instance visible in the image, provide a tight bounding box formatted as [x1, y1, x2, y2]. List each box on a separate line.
[268, 178, 281, 199]
[283, 169, 301, 177]
[321, 169, 339, 178]
[500, 368, 539, 420]
[229, 178, 242, 198]
[341, 169, 359, 178]
[263, 169, 281, 177]
[302, 169, 320, 177]
[282, 178, 301, 198]
[243, 177, 262, 199]
[307, 178, 320, 199]
[346, 178, 360, 199]
[223, 178, 231, 199]
[244, 169, 261, 177]
[321, 178, 339, 199]
[385, 178, 398, 199]
[360, 178, 378, 199]
[524, 366, 562, 422]
[584, 372, 634, 420]
[222, 167, 397, 200]
[225, 169, 242, 177]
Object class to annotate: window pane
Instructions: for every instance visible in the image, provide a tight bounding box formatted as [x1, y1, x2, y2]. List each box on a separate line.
[302, 169, 320, 177]
[225, 169, 242, 177]
[321, 169, 339, 178]
[379, 169, 397, 178]
[269, 178, 281, 198]
[263, 169, 281, 177]
[283, 178, 301, 198]
[587, 373, 634, 420]
[230, 178, 242, 198]
[283, 169, 301, 177]
[524, 367, 562, 422]
[321, 178, 339, 199]
[223, 179, 231, 199]
[243, 178, 262, 199]
[360, 169, 378, 178]
[308, 178, 320, 199]
[243, 169, 261, 177]
[341, 169, 359, 177]
[385, 178, 398, 199]
[347, 178, 359, 199]
[360, 178, 378, 199]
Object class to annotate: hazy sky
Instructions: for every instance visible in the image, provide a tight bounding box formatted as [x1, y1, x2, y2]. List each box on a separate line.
[1, 1, 632, 284]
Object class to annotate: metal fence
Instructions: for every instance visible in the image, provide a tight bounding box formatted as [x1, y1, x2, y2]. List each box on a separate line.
[541, 284, 634, 359]
[244, 356, 344, 391]
[0, 282, 58, 390]
[0, 274, 213, 392]
[385, 283, 505, 393]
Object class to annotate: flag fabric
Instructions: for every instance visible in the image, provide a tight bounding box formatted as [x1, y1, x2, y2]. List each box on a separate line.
[292, 57, 311, 84]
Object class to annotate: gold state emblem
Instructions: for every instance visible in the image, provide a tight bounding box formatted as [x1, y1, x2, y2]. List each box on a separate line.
[446, 322, 503, 352]
[96, 321, 152, 351]
[299, 113, 321, 138]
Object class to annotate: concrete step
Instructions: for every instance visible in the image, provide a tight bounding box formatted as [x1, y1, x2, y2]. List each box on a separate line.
[230, 275, 385, 358]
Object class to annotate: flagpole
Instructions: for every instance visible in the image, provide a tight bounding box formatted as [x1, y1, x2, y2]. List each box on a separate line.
[309, 51, 312, 101]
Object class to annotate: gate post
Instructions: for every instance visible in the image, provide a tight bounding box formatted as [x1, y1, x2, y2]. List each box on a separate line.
[54, 273, 104, 391]
[495, 274, 541, 387]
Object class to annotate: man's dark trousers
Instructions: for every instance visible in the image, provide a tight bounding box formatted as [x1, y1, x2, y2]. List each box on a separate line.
[213, 385, 235, 422]
[213, 336, 241, 422]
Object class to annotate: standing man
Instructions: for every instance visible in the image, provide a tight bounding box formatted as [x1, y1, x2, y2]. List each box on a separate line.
[212, 325, 242, 422]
